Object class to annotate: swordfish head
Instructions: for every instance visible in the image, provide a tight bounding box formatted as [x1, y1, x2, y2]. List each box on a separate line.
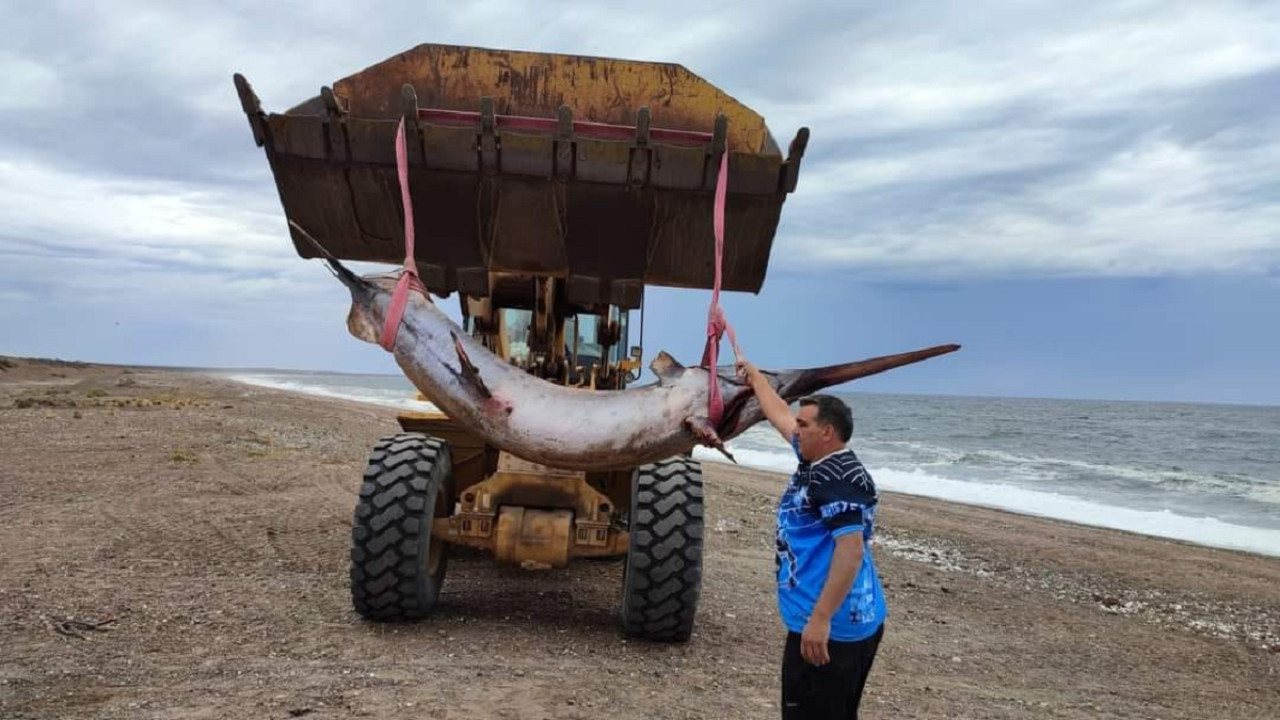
[712, 344, 961, 443]
[658, 343, 962, 449]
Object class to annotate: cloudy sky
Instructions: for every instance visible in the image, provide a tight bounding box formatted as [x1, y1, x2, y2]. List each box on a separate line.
[2, 1, 1278, 404]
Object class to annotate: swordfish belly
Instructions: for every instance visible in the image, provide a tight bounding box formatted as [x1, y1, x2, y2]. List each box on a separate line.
[315, 249, 960, 472]
[388, 292, 719, 470]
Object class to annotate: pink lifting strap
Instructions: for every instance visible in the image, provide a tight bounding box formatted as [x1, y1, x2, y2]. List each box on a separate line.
[700, 151, 742, 425]
[379, 117, 426, 352]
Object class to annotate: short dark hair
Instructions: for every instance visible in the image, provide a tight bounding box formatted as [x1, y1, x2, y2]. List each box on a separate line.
[799, 394, 853, 442]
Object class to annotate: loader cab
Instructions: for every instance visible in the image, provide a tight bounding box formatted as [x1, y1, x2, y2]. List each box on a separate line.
[485, 304, 637, 389]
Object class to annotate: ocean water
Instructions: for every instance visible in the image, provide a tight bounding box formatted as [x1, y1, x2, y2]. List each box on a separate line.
[227, 371, 440, 412]
[226, 371, 1280, 558]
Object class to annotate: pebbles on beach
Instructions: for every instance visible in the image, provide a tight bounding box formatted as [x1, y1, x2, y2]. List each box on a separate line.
[2, 357, 1278, 719]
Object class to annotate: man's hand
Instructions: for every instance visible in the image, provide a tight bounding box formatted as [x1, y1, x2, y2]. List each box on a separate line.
[735, 358, 795, 440]
[800, 614, 832, 666]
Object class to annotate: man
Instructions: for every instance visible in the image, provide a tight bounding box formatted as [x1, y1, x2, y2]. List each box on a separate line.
[738, 360, 886, 720]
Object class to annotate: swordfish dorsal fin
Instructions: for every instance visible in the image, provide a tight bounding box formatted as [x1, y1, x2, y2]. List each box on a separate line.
[649, 351, 687, 386]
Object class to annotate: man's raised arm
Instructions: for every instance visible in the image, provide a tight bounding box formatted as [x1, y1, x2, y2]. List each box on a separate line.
[737, 360, 796, 442]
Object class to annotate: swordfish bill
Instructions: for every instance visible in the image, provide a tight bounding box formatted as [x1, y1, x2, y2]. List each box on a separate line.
[302, 236, 960, 471]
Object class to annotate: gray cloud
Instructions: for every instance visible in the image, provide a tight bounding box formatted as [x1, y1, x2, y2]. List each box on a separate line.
[2, 0, 1279, 319]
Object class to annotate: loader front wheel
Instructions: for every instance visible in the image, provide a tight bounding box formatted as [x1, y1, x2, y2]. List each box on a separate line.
[350, 433, 453, 621]
[621, 457, 705, 642]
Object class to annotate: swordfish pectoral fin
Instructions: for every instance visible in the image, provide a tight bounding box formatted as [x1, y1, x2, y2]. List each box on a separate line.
[684, 416, 737, 464]
[450, 331, 492, 400]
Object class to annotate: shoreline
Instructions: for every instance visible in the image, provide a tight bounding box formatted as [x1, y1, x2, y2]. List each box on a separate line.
[221, 367, 1280, 560]
[3, 357, 1278, 719]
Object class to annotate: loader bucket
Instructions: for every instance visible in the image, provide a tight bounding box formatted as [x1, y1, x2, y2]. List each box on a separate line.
[235, 44, 808, 308]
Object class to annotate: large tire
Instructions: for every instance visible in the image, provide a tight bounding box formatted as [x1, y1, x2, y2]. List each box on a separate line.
[621, 457, 705, 642]
[350, 433, 453, 621]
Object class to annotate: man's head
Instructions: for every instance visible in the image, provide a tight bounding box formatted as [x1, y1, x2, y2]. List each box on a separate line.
[794, 394, 853, 462]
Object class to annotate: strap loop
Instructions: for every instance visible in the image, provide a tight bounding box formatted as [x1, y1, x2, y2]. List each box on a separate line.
[379, 117, 426, 351]
[700, 151, 742, 425]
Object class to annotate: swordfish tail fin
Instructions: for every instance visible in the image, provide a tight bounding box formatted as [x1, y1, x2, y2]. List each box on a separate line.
[289, 220, 369, 293]
[777, 344, 961, 402]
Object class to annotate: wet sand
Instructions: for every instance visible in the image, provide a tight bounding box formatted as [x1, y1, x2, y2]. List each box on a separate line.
[2, 357, 1277, 719]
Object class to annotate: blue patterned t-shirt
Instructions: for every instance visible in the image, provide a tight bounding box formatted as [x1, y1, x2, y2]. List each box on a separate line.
[776, 438, 886, 641]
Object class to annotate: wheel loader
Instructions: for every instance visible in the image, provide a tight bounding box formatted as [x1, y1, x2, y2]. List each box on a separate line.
[234, 44, 808, 642]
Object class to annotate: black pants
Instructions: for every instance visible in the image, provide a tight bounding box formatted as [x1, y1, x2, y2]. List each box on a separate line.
[781, 624, 884, 720]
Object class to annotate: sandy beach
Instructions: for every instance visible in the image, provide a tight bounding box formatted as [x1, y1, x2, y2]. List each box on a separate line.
[1, 357, 1277, 719]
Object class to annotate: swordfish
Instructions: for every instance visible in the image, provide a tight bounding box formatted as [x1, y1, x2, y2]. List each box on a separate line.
[305, 239, 959, 471]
